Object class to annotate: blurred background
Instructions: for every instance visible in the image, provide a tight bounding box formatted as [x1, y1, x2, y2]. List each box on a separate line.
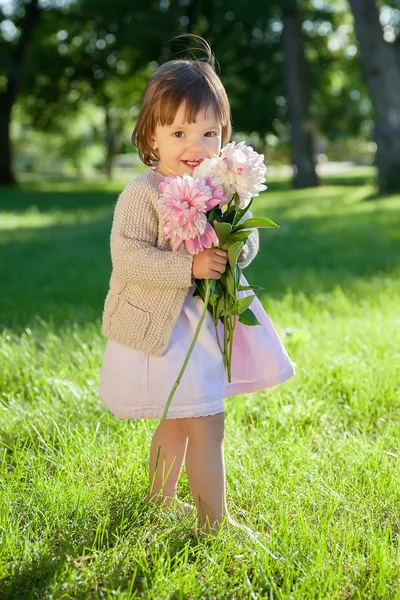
[2, 0, 400, 193]
[2, 6, 400, 595]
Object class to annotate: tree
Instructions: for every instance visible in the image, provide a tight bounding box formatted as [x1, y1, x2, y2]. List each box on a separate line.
[280, 0, 318, 188]
[348, 0, 400, 193]
[0, 0, 41, 184]
[175, 0, 319, 184]
[1, 0, 376, 185]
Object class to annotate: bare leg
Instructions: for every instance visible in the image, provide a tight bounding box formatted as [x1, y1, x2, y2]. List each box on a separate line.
[147, 414, 265, 544]
[180, 412, 228, 535]
[180, 413, 265, 544]
[147, 418, 195, 517]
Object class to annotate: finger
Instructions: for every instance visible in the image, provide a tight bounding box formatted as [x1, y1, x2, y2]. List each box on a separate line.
[213, 249, 228, 258]
[210, 263, 225, 273]
[213, 256, 228, 266]
[210, 270, 222, 279]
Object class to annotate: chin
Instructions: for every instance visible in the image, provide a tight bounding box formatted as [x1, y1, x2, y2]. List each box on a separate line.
[180, 164, 195, 176]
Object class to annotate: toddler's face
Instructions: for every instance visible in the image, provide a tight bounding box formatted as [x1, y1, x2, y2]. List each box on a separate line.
[151, 102, 222, 178]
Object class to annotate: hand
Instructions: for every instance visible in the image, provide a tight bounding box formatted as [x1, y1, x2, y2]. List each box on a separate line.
[192, 248, 228, 280]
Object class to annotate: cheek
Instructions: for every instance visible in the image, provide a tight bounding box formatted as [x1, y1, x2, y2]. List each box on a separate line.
[207, 137, 221, 156]
[159, 138, 180, 157]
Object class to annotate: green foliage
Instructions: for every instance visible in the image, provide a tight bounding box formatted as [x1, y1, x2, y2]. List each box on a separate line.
[236, 216, 279, 229]
[199, 195, 279, 380]
[2, 0, 373, 155]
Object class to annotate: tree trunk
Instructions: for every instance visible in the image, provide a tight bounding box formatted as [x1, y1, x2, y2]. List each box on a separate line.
[104, 97, 115, 181]
[0, 0, 40, 185]
[280, 0, 319, 189]
[0, 89, 16, 185]
[349, 0, 400, 193]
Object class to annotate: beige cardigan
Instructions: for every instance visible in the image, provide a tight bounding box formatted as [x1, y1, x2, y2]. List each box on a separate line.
[102, 168, 259, 356]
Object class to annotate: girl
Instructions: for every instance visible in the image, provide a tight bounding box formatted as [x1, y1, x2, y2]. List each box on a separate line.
[99, 38, 295, 539]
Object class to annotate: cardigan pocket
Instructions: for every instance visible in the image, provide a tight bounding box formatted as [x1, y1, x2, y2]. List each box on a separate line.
[110, 296, 151, 341]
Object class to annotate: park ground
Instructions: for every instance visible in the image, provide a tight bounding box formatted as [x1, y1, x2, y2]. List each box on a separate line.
[1, 167, 399, 599]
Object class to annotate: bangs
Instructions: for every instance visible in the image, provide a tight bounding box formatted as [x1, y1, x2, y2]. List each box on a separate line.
[154, 82, 227, 128]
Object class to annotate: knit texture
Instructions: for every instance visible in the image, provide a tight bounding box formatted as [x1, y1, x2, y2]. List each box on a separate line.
[237, 210, 259, 269]
[102, 167, 259, 356]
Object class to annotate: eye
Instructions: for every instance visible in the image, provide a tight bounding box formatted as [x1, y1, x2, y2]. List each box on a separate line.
[172, 131, 185, 138]
[205, 131, 218, 137]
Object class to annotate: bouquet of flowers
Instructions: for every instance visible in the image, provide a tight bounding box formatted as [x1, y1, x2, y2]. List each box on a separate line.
[158, 141, 278, 420]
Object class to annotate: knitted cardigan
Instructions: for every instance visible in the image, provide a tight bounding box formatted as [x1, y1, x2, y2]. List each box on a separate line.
[102, 167, 259, 356]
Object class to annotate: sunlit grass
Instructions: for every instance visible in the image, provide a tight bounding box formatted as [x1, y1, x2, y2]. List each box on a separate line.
[1, 168, 399, 599]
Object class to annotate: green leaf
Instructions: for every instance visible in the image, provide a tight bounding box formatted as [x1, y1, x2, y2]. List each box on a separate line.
[234, 192, 241, 211]
[209, 279, 218, 295]
[213, 221, 232, 247]
[215, 294, 225, 319]
[235, 264, 241, 286]
[236, 294, 256, 314]
[223, 206, 237, 225]
[226, 293, 235, 312]
[208, 206, 222, 223]
[208, 293, 219, 307]
[232, 198, 254, 228]
[221, 266, 236, 298]
[235, 217, 279, 230]
[194, 279, 212, 303]
[229, 230, 251, 243]
[238, 308, 261, 326]
[238, 284, 263, 291]
[228, 241, 243, 270]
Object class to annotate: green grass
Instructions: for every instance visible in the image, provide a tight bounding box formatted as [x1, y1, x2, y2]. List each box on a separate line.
[1, 166, 400, 599]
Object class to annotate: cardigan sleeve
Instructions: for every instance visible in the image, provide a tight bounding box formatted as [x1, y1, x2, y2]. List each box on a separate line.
[111, 179, 195, 290]
[237, 209, 259, 269]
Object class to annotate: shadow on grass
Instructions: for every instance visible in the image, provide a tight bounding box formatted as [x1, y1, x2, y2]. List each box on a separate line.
[0, 539, 71, 600]
[0, 188, 119, 214]
[0, 216, 112, 330]
[0, 183, 400, 332]
[0, 489, 196, 599]
[319, 172, 376, 188]
[0, 169, 377, 214]
[247, 207, 400, 299]
[265, 170, 376, 193]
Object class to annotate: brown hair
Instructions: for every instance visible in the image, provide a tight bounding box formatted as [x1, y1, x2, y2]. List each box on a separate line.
[132, 37, 231, 166]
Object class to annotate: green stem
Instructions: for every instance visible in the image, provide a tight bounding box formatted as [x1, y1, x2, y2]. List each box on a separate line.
[228, 313, 236, 382]
[224, 286, 233, 382]
[215, 324, 224, 356]
[224, 310, 228, 371]
[226, 267, 239, 383]
[161, 279, 212, 421]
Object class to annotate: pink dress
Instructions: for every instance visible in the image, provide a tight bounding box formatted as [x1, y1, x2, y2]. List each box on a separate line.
[99, 274, 295, 420]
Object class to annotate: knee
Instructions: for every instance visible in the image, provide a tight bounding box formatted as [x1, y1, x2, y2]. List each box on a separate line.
[155, 418, 189, 445]
[179, 412, 225, 443]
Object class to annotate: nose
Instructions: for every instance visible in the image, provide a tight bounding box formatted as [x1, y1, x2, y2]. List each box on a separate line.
[187, 135, 205, 156]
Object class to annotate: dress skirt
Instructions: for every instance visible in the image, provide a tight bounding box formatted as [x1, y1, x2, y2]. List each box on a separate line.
[99, 274, 295, 420]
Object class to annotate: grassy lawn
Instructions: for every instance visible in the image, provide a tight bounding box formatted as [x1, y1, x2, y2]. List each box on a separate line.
[1, 167, 400, 599]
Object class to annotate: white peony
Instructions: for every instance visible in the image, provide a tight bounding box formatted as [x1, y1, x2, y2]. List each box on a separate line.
[193, 141, 267, 208]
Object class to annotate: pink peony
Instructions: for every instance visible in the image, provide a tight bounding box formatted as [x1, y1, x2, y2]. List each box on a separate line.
[193, 141, 267, 208]
[159, 174, 223, 254]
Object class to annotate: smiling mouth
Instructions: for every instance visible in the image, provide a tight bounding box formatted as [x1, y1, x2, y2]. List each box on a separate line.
[182, 160, 203, 167]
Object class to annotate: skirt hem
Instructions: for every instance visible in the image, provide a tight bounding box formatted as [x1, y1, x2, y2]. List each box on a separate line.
[224, 362, 296, 397]
[100, 395, 224, 421]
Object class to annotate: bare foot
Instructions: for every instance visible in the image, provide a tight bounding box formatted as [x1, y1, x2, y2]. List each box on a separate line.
[169, 500, 196, 518]
[151, 495, 196, 519]
[226, 515, 270, 545]
[193, 514, 270, 546]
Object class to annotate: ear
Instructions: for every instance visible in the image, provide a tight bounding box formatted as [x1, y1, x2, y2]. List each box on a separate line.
[150, 134, 158, 150]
